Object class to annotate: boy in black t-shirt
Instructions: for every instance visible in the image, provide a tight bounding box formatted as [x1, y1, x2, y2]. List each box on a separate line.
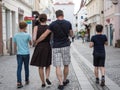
[90, 24, 108, 86]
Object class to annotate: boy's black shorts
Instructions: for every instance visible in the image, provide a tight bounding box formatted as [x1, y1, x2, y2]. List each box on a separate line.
[93, 52, 105, 67]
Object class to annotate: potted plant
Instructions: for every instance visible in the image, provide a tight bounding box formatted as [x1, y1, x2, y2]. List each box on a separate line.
[116, 39, 120, 48]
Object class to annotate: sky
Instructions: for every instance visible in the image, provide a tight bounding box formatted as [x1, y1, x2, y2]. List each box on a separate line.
[53, 0, 81, 14]
[73, 0, 81, 13]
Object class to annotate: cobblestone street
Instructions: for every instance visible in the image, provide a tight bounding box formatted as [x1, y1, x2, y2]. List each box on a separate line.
[0, 0, 120, 90]
[72, 39, 120, 87]
[0, 40, 120, 90]
[0, 48, 80, 90]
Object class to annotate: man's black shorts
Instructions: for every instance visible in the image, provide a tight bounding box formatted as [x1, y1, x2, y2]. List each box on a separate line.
[93, 52, 105, 67]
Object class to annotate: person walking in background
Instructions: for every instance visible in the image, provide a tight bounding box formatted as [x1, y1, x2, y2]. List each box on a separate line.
[30, 14, 52, 88]
[89, 24, 108, 86]
[81, 31, 85, 43]
[72, 36, 75, 42]
[13, 21, 32, 88]
[35, 10, 73, 90]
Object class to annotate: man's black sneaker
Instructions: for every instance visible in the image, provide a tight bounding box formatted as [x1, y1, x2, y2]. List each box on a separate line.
[41, 84, 46, 88]
[17, 83, 23, 88]
[46, 79, 51, 85]
[100, 79, 105, 86]
[58, 85, 64, 90]
[63, 79, 69, 86]
[96, 78, 99, 84]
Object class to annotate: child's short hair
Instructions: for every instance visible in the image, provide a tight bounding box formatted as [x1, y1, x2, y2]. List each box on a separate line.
[96, 24, 103, 32]
[19, 21, 27, 29]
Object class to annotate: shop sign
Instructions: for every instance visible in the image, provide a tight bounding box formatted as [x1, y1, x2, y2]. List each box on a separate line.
[24, 16, 35, 20]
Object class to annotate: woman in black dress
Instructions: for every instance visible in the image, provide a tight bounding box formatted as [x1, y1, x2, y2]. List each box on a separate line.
[30, 14, 52, 87]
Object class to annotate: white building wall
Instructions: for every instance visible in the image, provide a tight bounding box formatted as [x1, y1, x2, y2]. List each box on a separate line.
[2, 0, 32, 55]
[77, 7, 87, 31]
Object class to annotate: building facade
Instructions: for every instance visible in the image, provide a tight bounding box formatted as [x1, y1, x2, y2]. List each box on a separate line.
[76, 0, 87, 32]
[32, 0, 40, 29]
[0, 1, 3, 55]
[86, 0, 104, 37]
[40, 0, 55, 23]
[77, 7, 87, 31]
[2, 0, 33, 55]
[104, 0, 120, 46]
[33, 0, 41, 12]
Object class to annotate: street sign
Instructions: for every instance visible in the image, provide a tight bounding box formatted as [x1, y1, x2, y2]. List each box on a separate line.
[24, 16, 35, 20]
[26, 22, 32, 24]
[25, 20, 32, 24]
[24, 16, 34, 24]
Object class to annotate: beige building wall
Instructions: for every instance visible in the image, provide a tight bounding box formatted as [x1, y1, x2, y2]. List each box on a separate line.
[39, 0, 49, 13]
[86, 0, 104, 37]
[33, 0, 41, 12]
[0, 3, 3, 55]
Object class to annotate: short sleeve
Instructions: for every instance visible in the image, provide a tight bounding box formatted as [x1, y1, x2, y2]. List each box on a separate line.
[28, 34, 32, 41]
[13, 35, 16, 43]
[48, 23, 53, 32]
[104, 35, 107, 42]
[91, 36, 94, 42]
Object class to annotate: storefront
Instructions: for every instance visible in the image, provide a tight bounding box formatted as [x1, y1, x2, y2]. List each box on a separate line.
[2, 0, 32, 55]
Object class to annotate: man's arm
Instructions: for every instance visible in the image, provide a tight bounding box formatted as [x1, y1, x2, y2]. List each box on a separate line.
[69, 30, 74, 37]
[105, 41, 108, 46]
[35, 29, 51, 44]
[29, 40, 32, 46]
[104, 35, 108, 46]
[32, 26, 38, 43]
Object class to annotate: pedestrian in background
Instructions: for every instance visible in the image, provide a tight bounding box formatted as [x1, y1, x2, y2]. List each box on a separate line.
[81, 31, 85, 43]
[72, 36, 75, 42]
[89, 24, 108, 86]
[35, 10, 73, 90]
[30, 14, 52, 88]
[13, 21, 32, 88]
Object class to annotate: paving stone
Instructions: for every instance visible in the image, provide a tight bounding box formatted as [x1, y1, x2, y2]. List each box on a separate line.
[0, 48, 80, 90]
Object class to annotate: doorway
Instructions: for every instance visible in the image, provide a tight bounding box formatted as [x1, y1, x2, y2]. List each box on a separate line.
[18, 14, 23, 23]
[105, 25, 108, 39]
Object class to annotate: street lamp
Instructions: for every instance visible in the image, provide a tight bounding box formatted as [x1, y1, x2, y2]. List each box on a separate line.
[111, 0, 119, 5]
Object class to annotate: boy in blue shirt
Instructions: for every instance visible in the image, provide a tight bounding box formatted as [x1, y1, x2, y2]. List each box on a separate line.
[90, 24, 108, 86]
[13, 21, 32, 88]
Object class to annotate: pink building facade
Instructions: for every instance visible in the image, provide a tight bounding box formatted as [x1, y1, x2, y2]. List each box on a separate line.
[104, 0, 120, 46]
